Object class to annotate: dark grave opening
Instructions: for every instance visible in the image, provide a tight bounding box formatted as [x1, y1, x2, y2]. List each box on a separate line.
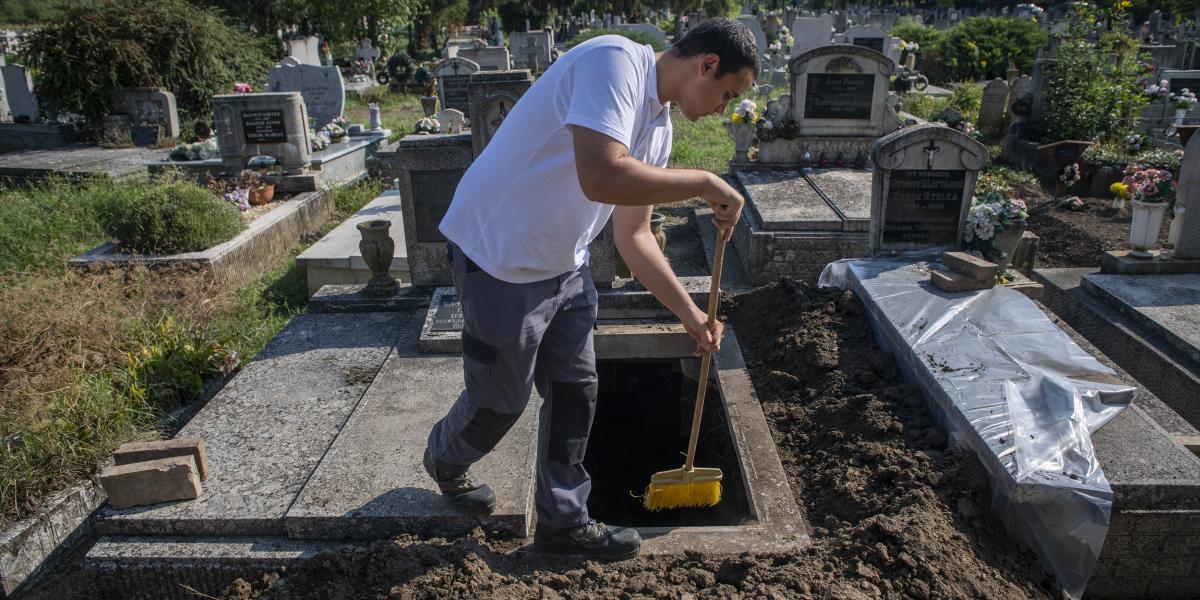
[585, 358, 754, 527]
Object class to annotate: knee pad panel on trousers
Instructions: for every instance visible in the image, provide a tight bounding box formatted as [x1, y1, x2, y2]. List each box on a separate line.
[547, 380, 598, 465]
[462, 407, 521, 454]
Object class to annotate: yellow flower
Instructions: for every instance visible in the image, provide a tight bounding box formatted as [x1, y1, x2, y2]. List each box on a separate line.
[731, 113, 743, 124]
[1110, 182, 1130, 199]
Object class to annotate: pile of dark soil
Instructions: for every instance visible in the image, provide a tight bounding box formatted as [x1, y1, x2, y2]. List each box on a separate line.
[219, 280, 1060, 600]
[1027, 197, 1170, 268]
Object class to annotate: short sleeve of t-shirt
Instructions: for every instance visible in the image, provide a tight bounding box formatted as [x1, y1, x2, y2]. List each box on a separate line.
[563, 45, 644, 148]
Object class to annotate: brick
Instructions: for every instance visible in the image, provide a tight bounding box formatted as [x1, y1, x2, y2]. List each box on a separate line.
[941, 251, 998, 282]
[930, 269, 995, 293]
[99, 456, 201, 509]
[113, 438, 209, 480]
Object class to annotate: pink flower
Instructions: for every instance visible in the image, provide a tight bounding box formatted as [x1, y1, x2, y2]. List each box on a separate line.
[1142, 183, 1158, 196]
[234, 83, 253, 94]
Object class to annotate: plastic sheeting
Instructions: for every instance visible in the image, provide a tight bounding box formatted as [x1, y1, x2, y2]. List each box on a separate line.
[819, 256, 1137, 599]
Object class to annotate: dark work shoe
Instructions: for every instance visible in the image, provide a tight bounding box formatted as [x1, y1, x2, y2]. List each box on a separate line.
[534, 519, 642, 560]
[423, 447, 496, 515]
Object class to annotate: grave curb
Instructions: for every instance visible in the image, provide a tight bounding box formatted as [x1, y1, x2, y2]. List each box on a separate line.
[0, 479, 105, 599]
[68, 188, 334, 292]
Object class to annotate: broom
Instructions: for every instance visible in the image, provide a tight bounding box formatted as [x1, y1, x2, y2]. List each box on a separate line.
[642, 228, 728, 511]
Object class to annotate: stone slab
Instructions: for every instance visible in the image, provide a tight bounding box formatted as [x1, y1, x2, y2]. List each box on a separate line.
[96, 312, 405, 537]
[285, 310, 540, 539]
[1, 480, 104, 597]
[1101, 251, 1200, 275]
[0, 145, 168, 181]
[735, 170, 842, 231]
[1095, 403, 1200, 510]
[802, 168, 873, 231]
[113, 438, 209, 480]
[295, 189, 409, 296]
[308, 284, 431, 313]
[419, 288, 463, 353]
[592, 322, 695, 360]
[99, 456, 201, 510]
[1083, 273, 1200, 366]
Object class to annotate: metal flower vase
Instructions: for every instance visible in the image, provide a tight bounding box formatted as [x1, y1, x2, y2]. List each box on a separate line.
[1129, 200, 1168, 258]
[990, 224, 1026, 270]
[357, 220, 401, 296]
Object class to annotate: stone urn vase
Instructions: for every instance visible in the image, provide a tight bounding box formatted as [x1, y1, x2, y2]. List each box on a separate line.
[615, 212, 669, 279]
[357, 219, 400, 296]
[420, 96, 438, 117]
[1129, 200, 1168, 258]
[726, 122, 755, 163]
[369, 103, 383, 131]
[990, 224, 1026, 270]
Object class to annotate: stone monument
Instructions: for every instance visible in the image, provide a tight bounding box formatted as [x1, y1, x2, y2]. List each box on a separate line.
[433, 57, 480, 115]
[268, 57, 346, 128]
[112, 88, 181, 138]
[212, 92, 312, 175]
[467, 70, 533, 158]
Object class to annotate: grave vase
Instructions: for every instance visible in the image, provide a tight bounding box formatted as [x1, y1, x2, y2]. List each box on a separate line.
[420, 96, 438, 117]
[614, 212, 668, 279]
[1175, 108, 1189, 128]
[369, 103, 383, 130]
[726, 122, 755, 163]
[991, 224, 1026, 270]
[357, 219, 401, 296]
[1129, 200, 1168, 258]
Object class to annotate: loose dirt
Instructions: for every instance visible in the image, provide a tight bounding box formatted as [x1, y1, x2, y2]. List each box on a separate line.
[1027, 197, 1171, 268]
[218, 279, 1060, 600]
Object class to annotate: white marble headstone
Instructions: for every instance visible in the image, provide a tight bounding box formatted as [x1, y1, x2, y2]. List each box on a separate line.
[790, 15, 835, 59]
[268, 57, 346, 128]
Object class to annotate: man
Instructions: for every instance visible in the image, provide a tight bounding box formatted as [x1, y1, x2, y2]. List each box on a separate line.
[424, 18, 757, 560]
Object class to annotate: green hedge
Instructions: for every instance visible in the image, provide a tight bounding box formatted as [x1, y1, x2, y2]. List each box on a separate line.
[23, 0, 275, 124]
[98, 181, 245, 254]
[890, 16, 1046, 84]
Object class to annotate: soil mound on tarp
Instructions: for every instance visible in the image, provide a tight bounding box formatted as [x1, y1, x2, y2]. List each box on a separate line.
[219, 279, 1060, 600]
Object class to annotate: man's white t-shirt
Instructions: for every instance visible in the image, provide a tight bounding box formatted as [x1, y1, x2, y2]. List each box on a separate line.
[439, 35, 673, 284]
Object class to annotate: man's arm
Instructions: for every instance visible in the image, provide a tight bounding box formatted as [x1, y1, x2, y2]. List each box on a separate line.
[612, 205, 723, 354]
[571, 125, 744, 234]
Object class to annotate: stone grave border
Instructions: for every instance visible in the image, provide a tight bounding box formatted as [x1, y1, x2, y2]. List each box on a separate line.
[69, 188, 334, 292]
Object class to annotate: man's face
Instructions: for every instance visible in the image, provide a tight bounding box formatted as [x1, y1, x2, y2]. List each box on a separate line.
[677, 55, 756, 122]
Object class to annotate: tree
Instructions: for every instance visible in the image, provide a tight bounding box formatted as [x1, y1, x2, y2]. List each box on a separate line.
[306, 0, 421, 47]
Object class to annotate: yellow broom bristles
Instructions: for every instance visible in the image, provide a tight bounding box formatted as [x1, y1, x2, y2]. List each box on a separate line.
[642, 480, 722, 511]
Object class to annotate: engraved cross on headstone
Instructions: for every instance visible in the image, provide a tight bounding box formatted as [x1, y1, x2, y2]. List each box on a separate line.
[923, 140, 939, 170]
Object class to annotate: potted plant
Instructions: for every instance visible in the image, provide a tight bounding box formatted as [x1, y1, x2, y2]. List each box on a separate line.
[963, 191, 1029, 270]
[1122, 164, 1176, 258]
[322, 116, 349, 143]
[240, 169, 275, 206]
[726, 99, 758, 163]
[413, 117, 441, 135]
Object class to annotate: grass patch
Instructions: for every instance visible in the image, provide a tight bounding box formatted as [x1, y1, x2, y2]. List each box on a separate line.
[669, 85, 788, 174]
[0, 177, 383, 526]
[344, 88, 426, 143]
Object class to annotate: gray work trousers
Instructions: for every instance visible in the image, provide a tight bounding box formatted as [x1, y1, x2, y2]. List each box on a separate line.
[427, 243, 598, 530]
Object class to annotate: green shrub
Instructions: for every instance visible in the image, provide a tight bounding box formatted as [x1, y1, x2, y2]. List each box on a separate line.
[98, 181, 245, 254]
[939, 17, 1047, 81]
[1043, 5, 1143, 143]
[891, 17, 947, 56]
[23, 0, 275, 124]
[899, 92, 948, 121]
[565, 28, 668, 52]
[948, 83, 983, 123]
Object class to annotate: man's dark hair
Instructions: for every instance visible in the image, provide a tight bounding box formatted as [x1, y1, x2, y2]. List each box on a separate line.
[672, 18, 760, 78]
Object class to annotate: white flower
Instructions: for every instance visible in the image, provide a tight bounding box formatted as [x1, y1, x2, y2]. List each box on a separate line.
[976, 222, 995, 241]
[763, 119, 773, 129]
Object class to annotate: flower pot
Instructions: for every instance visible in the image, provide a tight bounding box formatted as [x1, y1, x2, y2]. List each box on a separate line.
[248, 184, 275, 206]
[990, 224, 1026, 270]
[420, 96, 438, 117]
[1169, 207, 1185, 247]
[726, 122, 755, 163]
[357, 219, 400, 296]
[1129, 200, 1168, 258]
[369, 103, 383, 131]
[1174, 108, 1189, 128]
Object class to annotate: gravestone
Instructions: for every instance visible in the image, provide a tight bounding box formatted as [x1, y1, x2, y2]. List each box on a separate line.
[1177, 133, 1200, 259]
[788, 45, 899, 138]
[790, 15, 835, 59]
[286, 36, 322, 66]
[1029, 58, 1056, 125]
[976, 79, 1010, 137]
[509, 31, 552, 72]
[1163, 70, 1200, 105]
[435, 108, 465, 134]
[268, 57, 346, 128]
[354, 39, 380, 77]
[1, 64, 35, 121]
[615, 23, 667, 46]
[844, 25, 897, 64]
[433, 57, 480, 115]
[212, 92, 311, 175]
[1008, 74, 1032, 124]
[393, 133, 474, 286]
[112, 88, 180, 138]
[765, 13, 780, 39]
[458, 45, 511, 71]
[737, 16, 768, 64]
[467, 70, 533, 158]
[869, 124, 988, 253]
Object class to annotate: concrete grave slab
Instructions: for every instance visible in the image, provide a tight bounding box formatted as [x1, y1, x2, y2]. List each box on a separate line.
[95, 312, 405, 537]
[1082, 273, 1200, 366]
[0, 145, 165, 181]
[286, 310, 540, 539]
[735, 170, 842, 231]
[802, 168, 873, 230]
[296, 189, 409, 296]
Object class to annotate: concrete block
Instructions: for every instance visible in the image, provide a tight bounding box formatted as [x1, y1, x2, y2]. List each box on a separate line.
[308, 283, 431, 314]
[941, 251, 997, 282]
[1101, 250, 1200, 275]
[1002, 272, 1044, 299]
[113, 438, 209, 480]
[929, 269, 994, 292]
[99, 457, 201, 510]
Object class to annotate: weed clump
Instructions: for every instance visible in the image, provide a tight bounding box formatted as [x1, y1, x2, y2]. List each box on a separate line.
[98, 181, 245, 254]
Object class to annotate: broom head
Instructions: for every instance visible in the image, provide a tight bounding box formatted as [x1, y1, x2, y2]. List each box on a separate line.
[642, 466, 723, 511]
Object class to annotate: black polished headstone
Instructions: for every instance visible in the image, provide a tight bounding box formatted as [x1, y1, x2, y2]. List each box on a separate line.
[882, 170, 967, 246]
[241, 110, 288, 144]
[805, 74, 874, 120]
[411, 169, 465, 243]
[429, 295, 464, 331]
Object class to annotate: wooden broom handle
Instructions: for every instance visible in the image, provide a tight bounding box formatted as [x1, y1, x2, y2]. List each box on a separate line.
[684, 229, 727, 470]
